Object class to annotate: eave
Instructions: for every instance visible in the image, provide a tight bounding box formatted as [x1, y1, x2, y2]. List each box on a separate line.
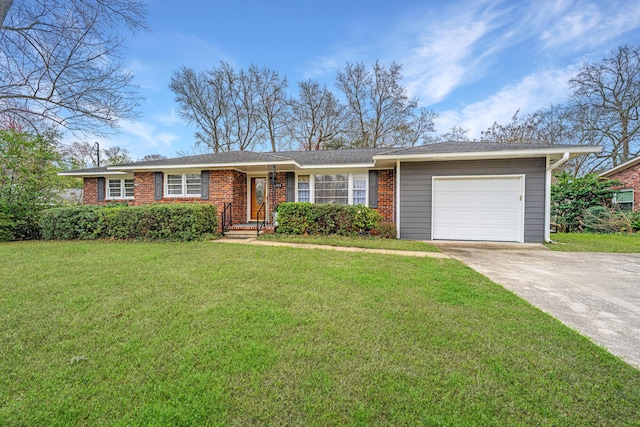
[373, 146, 601, 162]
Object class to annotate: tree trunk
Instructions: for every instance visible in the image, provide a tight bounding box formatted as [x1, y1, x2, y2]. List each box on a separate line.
[620, 114, 630, 164]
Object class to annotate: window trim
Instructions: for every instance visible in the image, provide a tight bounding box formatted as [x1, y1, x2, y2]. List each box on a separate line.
[106, 178, 134, 200]
[297, 174, 311, 203]
[295, 172, 369, 206]
[613, 188, 634, 211]
[164, 173, 202, 198]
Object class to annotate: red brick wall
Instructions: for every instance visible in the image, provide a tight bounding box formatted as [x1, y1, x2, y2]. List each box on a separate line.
[134, 172, 155, 205]
[84, 178, 98, 205]
[609, 163, 640, 211]
[376, 169, 395, 222]
[83, 177, 134, 206]
[210, 170, 246, 224]
[134, 172, 206, 206]
[82, 168, 398, 225]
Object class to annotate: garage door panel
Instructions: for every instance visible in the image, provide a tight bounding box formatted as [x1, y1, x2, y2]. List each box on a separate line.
[433, 176, 524, 242]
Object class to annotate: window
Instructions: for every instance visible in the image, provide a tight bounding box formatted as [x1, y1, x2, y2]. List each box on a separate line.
[166, 173, 202, 197]
[315, 174, 349, 204]
[299, 173, 368, 205]
[613, 189, 634, 211]
[107, 178, 134, 199]
[298, 175, 310, 202]
[352, 173, 367, 205]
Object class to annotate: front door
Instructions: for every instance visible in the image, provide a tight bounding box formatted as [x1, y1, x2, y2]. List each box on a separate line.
[250, 177, 267, 221]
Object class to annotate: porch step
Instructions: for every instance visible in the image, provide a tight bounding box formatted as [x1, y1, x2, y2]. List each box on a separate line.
[223, 230, 260, 239]
[223, 225, 275, 239]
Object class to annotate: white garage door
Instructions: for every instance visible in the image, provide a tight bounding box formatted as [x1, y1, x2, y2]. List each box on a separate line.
[432, 176, 524, 242]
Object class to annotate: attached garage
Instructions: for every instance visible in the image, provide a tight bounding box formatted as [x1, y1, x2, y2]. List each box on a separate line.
[395, 157, 550, 243]
[431, 176, 525, 242]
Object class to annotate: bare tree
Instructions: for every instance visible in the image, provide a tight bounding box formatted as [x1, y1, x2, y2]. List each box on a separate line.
[336, 60, 436, 147]
[103, 146, 132, 165]
[570, 45, 640, 166]
[480, 105, 607, 175]
[441, 126, 471, 142]
[59, 141, 134, 168]
[230, 66, 263, 151]
[481, 109, 543, 144]
[250, 65, 288, 152]
[287, 79, 347, 150]
[139, 154, 167, 162]
[59, 141, 100, 168]
[170, 66, 230, 152]
[171, 62, 277, 152]
[0, 0, 147, 135]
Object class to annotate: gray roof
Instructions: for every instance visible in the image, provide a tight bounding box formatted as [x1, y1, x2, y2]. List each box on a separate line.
[275, 148, 389, 165]
[60, 142, 598, 174]
[117, 150, 287, 167]
[109, 147, 390, 168]
[382, 141, 587, 155]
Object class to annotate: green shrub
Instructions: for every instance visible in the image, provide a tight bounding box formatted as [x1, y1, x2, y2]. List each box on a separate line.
[0, 201, 44, 241]
[0, 129, 62, 241]
[551, 172, 620, 232]
[630, 211, 640, 232]
[0, 209, 16, 242]
[582, 206, 638, 234]
[276, 202, 315, 234]
[276, 202, 381, 236]
[40, 203, 218, 241]
[374, 222, 397, 239]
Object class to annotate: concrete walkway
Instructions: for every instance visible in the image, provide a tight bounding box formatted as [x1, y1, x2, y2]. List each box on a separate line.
[215, 238, 450, 258]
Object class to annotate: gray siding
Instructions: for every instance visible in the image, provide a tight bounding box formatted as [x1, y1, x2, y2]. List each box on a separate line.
[399, 158, 546, 243]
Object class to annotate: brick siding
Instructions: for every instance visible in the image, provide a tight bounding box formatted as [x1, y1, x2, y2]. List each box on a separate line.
[83, 167, 397, 228]
[83, 178, 98, 205]
[83, 177, 134, 206]
[133, 172, 155, 205]
[609, 162, 640, 211]
[210, 170, 247, 225]
[376, 169, 395, 222]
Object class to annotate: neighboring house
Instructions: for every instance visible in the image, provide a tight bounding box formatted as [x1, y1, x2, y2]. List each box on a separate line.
[59, 142, 599, 243]
[599, 156, 640, 211]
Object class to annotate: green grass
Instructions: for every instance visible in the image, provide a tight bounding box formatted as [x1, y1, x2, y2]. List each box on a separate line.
[259, 233, 441, 252]
[1, 241, 639, 426]
[547, 232, 640, 252]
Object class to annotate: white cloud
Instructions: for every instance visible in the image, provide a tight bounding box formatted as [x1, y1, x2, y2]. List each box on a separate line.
[154, 109, 182, 127]
[539, 1, 640, 49]
[172, 33, 232, 67]
[404, 22, 492, 104]
[401, 2, 512, 104]
[60, 119, 183, 161]
[119, 120, 179, 149]
[436, 66, 577, 138]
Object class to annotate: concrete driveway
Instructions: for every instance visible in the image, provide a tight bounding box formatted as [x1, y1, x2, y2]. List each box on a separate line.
[438, 245, 640, 369]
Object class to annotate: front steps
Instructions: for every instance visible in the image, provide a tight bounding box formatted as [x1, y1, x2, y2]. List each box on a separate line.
[222, 223, 275, 239]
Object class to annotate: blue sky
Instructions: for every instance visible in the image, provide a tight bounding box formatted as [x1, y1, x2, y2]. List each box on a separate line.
[95, 0, 640, 159]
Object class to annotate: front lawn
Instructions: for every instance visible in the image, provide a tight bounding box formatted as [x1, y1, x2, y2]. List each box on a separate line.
[1, 241, 638, 425]
[547, 232, 640, 252]
[259, 233, 441, 252]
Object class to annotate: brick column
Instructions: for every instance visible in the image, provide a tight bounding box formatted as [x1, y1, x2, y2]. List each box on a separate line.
[376, 169, 395, 222]
[84, 178, 98, 204]
[134, 172, 156, 205]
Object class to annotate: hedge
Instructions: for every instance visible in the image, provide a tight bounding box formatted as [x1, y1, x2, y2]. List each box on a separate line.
[0, 202, 43, 242]
[276, 202, 382, 235]
[40, 203, 218, 241]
